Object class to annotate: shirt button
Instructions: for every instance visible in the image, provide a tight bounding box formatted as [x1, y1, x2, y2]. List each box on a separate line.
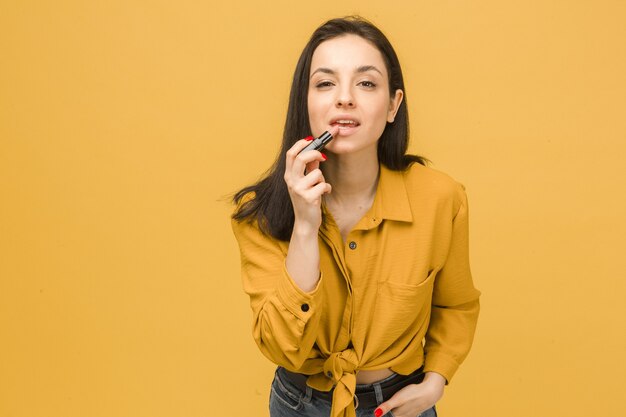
[348, 241, 357, 250]
[301, 303, 310, 312]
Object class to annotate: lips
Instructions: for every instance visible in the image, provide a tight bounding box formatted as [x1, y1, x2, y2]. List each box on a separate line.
[331, 120, 360, 127]
[326, 116, 361, 137]
[330, 114, 361, 126]
[329, 115, 361, 127]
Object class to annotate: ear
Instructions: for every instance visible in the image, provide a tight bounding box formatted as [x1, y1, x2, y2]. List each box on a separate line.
[387, 89, 404, 123]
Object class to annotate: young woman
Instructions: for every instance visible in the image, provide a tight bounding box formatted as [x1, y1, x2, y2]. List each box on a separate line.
[231, 16, 481, 417]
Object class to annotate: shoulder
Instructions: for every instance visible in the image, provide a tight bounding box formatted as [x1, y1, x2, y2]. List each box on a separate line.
[403, 163, 466, 196]
[401, 163, 468, 212]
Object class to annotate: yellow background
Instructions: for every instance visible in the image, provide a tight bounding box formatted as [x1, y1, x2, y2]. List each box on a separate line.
[1, 1, 625, 416]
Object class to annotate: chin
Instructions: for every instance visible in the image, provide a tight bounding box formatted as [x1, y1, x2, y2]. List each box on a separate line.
[326, 143, 377, 156]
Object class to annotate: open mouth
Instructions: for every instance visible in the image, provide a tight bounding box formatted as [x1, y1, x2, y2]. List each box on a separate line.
[330, 120, 361, 130]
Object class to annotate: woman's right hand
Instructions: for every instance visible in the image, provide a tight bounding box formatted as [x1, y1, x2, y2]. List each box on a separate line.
[284, 135, 332, 233]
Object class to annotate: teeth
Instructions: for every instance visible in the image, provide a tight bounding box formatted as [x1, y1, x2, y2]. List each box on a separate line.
[335, 120, 356, 124]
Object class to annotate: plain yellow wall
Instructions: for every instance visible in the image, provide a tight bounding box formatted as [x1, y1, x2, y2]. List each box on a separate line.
[1, 1, 625, 416]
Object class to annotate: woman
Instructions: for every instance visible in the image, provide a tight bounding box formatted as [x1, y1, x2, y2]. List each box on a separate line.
[231, 16, 480, 417]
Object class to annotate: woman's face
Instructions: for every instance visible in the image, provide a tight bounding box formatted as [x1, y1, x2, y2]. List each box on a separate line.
[307, 34, 403, 156]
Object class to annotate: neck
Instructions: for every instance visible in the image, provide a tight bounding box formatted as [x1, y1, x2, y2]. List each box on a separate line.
[321, 147, 380, 206]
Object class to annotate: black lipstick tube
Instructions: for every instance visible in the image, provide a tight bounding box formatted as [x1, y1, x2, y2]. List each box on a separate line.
[298, 131, 334, 154]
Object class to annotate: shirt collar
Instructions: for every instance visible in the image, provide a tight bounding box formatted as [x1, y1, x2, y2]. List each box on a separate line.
[320, 163, 413, 232]
[372, 163, 413, 223]
[350, 163, 413, 231]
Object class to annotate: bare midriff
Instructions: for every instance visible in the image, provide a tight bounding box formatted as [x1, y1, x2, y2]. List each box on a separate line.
[355, 368, 395, 384]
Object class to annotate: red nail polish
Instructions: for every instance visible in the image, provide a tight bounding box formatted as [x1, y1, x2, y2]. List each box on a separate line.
[374, 408, 383, 417]
[305, 136, 314, 141]
[321, 152, 327, 160]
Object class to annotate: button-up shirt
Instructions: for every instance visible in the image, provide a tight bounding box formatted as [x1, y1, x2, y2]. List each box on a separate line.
[231, 162, 481, 417]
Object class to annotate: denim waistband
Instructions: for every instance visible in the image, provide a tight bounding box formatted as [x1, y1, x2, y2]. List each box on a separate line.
[277, 365, 426, 409]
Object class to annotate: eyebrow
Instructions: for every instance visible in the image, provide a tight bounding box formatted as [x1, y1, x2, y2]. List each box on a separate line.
[310, 65, 383, 79]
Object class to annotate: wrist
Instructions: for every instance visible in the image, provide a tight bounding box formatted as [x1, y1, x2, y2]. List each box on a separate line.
[424, 371, 446, 387]
[292, 220, 320, 238]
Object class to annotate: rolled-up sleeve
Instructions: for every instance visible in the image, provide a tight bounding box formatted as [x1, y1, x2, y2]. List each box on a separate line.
[231, 212, 324, 370]
[423, 184, 481, 384]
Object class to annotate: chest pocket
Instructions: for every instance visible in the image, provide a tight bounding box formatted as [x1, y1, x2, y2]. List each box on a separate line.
[369, 270, 436, 345]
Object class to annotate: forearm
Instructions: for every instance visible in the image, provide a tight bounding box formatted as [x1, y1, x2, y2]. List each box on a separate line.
[286, 221, 321, 293]
[423, 299, 480, 383]
[247, 221, 324, 369]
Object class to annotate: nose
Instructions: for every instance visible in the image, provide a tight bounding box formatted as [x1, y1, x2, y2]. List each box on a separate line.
[336, 89, 355, 108]
[337, 99, 354, 108]
[336, 97, 354, 108]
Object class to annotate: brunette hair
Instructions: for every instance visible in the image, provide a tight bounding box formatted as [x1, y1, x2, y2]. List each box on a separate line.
[231, 15, 427, 241]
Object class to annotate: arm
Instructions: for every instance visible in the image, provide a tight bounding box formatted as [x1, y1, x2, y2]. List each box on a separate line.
[423, 184, 481, 383]
[231, 215, 325, 370]
[231, 132, 336, 370]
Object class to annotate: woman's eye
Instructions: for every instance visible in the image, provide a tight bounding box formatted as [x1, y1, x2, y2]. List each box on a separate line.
[314, 81, 376, 88]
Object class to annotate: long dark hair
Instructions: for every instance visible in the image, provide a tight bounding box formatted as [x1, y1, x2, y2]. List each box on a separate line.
[231, 15, 427, 241]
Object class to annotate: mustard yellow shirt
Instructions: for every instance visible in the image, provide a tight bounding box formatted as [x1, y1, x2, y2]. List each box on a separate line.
[231, 162, 481, 417]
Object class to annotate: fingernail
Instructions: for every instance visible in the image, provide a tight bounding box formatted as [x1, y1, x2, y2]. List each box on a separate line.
[374, 408, 383, 417]
[321, 152, 327, 160]
[305, 136, 314, 141]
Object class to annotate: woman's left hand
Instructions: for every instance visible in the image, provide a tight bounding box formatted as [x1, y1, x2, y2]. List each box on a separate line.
[375, 372, 445, 417]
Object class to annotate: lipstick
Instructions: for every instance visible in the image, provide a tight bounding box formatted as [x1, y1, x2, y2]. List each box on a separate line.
[298, 130, 335, 154]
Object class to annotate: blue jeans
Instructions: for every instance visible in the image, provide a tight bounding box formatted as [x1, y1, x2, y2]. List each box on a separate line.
[269, 367, 438, 417]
